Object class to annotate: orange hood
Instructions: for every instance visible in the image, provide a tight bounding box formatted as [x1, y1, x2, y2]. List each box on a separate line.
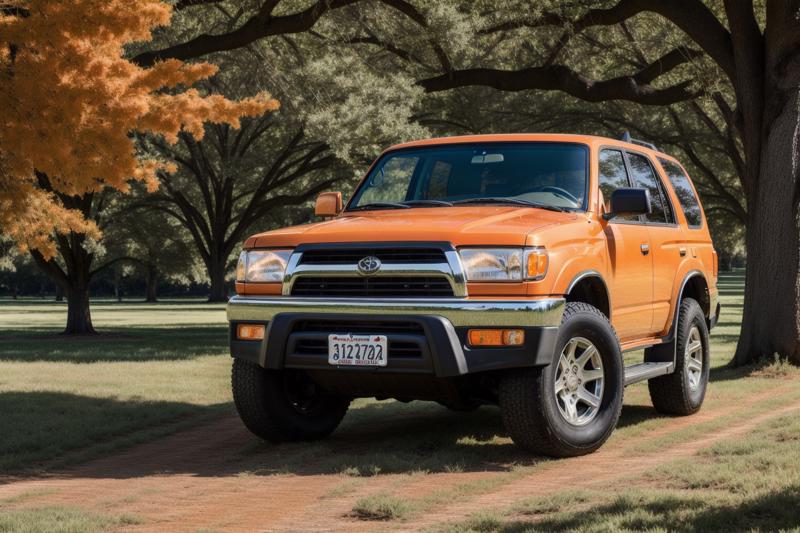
[246, 206, 577, 248]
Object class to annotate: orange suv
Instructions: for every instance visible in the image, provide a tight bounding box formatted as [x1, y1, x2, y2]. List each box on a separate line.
[228, 134, 720, 457]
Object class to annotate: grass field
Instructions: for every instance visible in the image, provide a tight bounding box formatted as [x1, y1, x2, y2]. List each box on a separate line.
[0, 300, 231, 472]
[1, 272, 799, 532]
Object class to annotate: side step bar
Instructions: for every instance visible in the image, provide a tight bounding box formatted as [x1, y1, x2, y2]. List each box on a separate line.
[624, 362, 674, 386]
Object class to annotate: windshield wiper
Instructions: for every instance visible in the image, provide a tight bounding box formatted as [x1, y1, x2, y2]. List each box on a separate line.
[452, 197, 568, 212]
[402, 200, 454, 207]
[348, 202, 411, 211]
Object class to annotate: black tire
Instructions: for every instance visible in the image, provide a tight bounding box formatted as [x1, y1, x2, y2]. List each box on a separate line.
[648, 298, 710, 415]
[231, 359, 350, 442]
[499, 302, 624, 457]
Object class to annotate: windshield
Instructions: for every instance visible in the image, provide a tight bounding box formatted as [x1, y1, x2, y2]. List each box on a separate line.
[348, 142, 589, 211]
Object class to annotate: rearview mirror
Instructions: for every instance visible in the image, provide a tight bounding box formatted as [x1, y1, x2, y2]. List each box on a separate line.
[603, 188, 651, 220]
[315, 192, 343, 217]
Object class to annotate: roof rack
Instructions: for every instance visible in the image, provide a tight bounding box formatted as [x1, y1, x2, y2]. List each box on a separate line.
[621, 131, 659, 152]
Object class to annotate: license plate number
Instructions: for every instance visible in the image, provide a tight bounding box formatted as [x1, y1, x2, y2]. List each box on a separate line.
[328, 334, 388, 367]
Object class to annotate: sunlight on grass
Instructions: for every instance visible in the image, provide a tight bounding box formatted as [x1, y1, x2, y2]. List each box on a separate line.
[351, 493, 411, 521]
[0, 300, 230, 473]
[0, 506, 142, 533]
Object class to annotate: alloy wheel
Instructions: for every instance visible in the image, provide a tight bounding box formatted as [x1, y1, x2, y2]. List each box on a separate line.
[554, 337, 605, 426]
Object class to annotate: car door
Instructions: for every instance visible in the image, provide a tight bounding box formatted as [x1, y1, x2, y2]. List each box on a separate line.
[625, 151, 679, 336]
[598, 149, 654, 342]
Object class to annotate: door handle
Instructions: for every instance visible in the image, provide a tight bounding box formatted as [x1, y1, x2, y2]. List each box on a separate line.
[640, 243, 650, 255]
[679, 247, 687, 257]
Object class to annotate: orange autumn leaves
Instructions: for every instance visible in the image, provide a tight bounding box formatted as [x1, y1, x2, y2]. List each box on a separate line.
[0, 1, 279, 255]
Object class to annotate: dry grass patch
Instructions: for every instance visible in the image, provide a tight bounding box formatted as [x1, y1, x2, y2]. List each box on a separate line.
[351, 492, 411, 520]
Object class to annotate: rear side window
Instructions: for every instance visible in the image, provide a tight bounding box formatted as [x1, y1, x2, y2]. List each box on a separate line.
[626, 153, 674, 224]
[659, 159, 703, 228]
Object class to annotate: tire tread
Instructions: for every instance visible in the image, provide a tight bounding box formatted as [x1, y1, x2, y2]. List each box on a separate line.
[232, 359, 349, 442]
[648, 298, 708, 415]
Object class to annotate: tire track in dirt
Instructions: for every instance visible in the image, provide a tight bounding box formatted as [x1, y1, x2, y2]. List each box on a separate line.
[0, 383, 795, 532]
[393, 394, 800, 532]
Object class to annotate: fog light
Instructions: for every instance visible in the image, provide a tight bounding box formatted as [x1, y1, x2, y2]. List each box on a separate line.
[503, 329, 525, 345]
[468, 329, 525, 346]
[237, 324, 265, 341]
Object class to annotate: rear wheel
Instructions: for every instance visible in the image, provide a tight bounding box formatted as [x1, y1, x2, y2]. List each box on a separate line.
[499, 302, 624, 457]
[232, 360, 350, 442]
[648, 298, 709, 415]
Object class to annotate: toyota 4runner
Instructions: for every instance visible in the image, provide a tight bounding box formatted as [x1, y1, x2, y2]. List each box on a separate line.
[228, 134, 720, 457]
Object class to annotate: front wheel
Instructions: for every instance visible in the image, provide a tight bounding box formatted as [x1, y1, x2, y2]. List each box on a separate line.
[232, 360, 350, 442]
[499, 302, 624, 457]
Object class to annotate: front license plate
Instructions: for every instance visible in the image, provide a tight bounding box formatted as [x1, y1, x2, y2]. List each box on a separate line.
[328, 334, 388, 367]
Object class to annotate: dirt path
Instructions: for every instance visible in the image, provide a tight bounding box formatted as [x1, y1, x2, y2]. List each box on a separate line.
[393, 396, 800, 532]
[0, 384, 796, 533]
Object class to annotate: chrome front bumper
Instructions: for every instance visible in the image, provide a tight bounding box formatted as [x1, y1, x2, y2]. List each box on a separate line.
[228, 296, 565, 377]
[227, 296, 565, 328]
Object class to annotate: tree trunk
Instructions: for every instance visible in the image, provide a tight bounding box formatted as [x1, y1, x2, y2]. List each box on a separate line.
[113, 270, 122, 303]
[733, 87, 800, 365]
[145, 265, 158, 302]
[64, 285, 96, 335]
[208, 259, 228, 302]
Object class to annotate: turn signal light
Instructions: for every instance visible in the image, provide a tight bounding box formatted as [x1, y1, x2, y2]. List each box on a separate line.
[468, 329, 525, 346]
[237, 324, 265, 341]
[525, 248, 548, 280]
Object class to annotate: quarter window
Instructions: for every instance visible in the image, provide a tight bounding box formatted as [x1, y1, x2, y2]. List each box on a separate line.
[659, 159, 703, 228]
[626, 153, 674, 224]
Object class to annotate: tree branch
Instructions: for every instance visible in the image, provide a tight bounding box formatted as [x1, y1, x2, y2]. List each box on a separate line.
[418, 48, 700, 106]
[133, 0, 434, 67]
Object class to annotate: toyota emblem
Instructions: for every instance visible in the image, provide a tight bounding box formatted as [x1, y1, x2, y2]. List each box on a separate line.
[357, 256, 382, 275]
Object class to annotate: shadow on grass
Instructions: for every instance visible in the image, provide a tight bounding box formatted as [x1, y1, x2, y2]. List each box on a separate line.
[1, 392, 663, 479]
[0, 391, 228, 474]
[0, 327, 228, 362]
[496, 486, 800, 532]
[120, 402, 659, 478]
[244, 401, 654, 477]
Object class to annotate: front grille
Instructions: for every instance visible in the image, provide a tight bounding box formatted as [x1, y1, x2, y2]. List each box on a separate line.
[291, 319, 425, 358]
[299, 248, 447, 265]
[290, 276, 454, 297]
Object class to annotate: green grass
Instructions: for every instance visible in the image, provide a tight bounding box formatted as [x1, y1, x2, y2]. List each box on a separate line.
[351, 493, 412, 521]
[438, 411, 800, 532]
[0, 506, 141, 533]
[0, 300, 231, 473]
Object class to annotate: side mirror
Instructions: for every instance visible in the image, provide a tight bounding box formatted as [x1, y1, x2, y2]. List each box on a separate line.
[603, 188, 651, 220]
[315, 192, 343, 217]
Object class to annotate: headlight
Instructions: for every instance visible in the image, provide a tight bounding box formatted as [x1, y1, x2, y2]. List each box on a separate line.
[236, 249, 293, 282]
[459, 247, 547, 282]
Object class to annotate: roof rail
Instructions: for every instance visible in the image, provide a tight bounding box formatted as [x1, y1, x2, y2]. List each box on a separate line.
[621, 131, 659, 152]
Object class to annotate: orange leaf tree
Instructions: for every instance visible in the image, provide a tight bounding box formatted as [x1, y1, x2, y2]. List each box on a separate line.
[0, 1, 278, 333]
